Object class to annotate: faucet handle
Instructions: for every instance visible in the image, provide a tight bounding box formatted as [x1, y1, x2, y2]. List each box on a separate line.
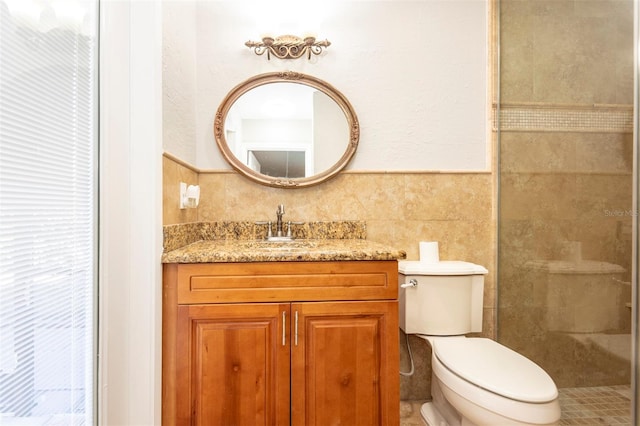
[286, 221, 305, 238]
[255, 221, 273, 238]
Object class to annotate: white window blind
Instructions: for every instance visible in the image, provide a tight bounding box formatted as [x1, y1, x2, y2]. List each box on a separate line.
[0, 1, 98, 424]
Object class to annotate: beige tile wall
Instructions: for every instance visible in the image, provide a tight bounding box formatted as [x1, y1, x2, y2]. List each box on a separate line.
[163, 156, 199, 225]
[498, 133, 633, 388]
[163, 157, 495, 272]
[500, 0, 632, 105]
[499, 0, 634, 389]
[162, 154, 496, 400]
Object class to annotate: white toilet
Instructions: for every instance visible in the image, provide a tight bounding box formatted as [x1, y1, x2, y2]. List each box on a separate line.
[399, 250, 561, 426]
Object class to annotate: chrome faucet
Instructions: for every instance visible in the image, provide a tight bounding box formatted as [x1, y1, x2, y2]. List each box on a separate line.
[275, 204, 285, 237]
[255, 204, 304, 241]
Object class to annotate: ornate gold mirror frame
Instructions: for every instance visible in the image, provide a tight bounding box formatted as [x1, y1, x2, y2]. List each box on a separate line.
[213, 71, 359, 188]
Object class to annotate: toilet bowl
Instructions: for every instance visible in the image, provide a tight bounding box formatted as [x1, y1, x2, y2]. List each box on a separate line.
[420, 336, 560, 426]
[398, 245, 561, 426]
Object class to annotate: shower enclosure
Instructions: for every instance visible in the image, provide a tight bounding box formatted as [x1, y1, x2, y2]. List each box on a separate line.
[497, 0, 637, 423]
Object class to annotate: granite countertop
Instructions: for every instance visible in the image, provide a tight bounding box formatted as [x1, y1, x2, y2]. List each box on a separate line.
[161, 221, 406, 264]
[162, 238, 406, 263]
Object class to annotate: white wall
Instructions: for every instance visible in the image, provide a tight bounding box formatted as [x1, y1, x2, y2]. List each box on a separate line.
[163, 0, 489, 171]
[162, 0, 198, 164]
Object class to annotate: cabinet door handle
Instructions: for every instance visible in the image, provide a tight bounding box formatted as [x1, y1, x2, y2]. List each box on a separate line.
[294, 310, 298, 346]
[282, 311, 286, 346]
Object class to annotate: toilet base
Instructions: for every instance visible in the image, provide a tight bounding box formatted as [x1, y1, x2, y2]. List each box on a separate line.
[421, 402, 478, 426]
[421, 376, 464, 426]
[421, 402, 450, 426]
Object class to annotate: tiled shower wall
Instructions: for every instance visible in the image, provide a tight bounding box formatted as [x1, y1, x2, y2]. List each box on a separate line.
[498, 0, 634, 388]
[163, 154, 495, 400]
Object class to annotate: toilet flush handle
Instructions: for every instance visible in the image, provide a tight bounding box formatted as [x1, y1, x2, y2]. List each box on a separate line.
[400, 279, 418, 288]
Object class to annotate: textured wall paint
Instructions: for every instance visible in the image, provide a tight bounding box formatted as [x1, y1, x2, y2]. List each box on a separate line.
[162, 1, 198, 164]
[162, 0, 489, 171]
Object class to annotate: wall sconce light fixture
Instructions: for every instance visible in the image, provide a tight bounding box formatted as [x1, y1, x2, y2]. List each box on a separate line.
[245, 35, 330, 60]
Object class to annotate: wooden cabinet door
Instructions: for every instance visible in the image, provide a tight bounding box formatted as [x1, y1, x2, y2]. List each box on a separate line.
[290, 301, 399, 426]
[176, 303, 291, 426]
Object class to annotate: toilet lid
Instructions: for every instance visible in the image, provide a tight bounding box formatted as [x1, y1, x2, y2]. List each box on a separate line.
[398, 260, 488, 276]
[433, 338, 558, 403]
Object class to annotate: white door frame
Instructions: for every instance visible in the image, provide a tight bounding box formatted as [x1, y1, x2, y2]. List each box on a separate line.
[99, 1, 163, 424]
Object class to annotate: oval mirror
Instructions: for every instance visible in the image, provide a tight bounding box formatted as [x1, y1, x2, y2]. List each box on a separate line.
[214, 71, 359, 188]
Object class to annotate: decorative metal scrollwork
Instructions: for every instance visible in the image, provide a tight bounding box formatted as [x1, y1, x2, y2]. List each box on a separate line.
[245, 35, 331, 60]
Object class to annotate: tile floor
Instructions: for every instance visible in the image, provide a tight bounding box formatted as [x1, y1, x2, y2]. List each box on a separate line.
[400, 385, 632, 426]
[399, 399, 428, 426]
[558, 385, 631, 425]
[1, 386, 632, 425]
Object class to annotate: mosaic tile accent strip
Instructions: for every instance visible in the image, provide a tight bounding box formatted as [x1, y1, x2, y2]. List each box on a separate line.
[494, 103, 633, 133]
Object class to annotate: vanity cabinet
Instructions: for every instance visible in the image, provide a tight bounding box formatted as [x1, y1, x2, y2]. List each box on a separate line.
[162, 261, 399, 426]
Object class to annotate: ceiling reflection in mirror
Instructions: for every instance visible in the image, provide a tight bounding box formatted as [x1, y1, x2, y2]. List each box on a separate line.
[214, 72, 359, 188]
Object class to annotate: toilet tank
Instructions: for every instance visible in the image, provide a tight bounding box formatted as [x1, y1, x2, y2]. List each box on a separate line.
[398, 260, 488, 335]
